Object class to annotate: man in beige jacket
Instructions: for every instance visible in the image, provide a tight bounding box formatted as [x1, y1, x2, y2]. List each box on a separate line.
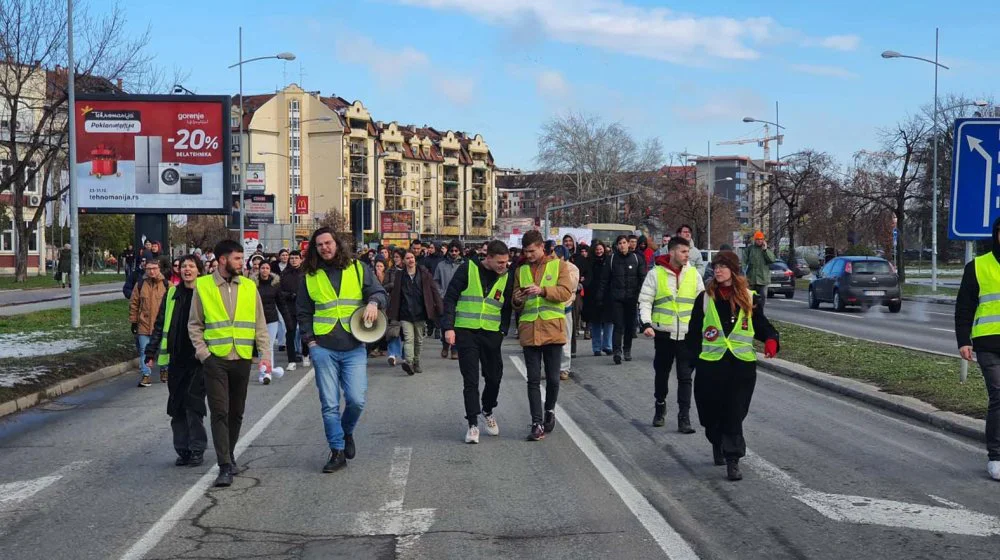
[512, 230, 574, 441]
[188, 239, 270, 487]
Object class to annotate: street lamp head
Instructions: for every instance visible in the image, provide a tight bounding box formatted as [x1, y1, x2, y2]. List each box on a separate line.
[276, 52, 296, 61]
[974, 100, 989, 107]
[881, 50, 902, 59]
[742, 117, 756, 123]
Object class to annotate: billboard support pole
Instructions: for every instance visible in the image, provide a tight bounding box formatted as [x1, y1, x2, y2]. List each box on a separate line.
[238, 26, 246, 250]
[67, 0, 80, 328]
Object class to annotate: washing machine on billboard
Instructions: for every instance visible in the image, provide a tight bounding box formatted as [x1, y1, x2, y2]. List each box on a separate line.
[158, 162, 182, 194]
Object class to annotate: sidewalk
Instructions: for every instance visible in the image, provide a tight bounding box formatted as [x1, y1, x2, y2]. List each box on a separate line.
[0, 282, 122, 308]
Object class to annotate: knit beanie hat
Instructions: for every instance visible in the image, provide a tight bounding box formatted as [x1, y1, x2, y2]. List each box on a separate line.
[712, 250, 742, 275]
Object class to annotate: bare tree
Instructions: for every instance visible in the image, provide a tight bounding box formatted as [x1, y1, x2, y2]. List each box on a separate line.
[0, 0, 153, 281]
[841, 115, 930, 282]
[169, 215, 233, 252]
[764, 150, 837, 262]
[536, 112, 662, 226]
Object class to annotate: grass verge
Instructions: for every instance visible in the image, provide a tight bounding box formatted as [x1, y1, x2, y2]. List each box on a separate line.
[794, 278, 958, 298]
[0, 299, 135, 403]
[767, 320, 986, 419]
[0, 273, 125, 290]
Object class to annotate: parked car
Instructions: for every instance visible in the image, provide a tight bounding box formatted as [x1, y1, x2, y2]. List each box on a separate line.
[788, 257, 809, 278]
[808, 256, 901, 312]
[767, 261, 796, 299]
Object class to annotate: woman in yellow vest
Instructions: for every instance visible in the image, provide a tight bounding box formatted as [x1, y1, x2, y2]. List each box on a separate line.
[685, 250, 779, 481]
[145, 255, 208, 467]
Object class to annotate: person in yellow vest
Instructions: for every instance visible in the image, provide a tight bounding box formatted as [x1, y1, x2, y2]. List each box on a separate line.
[639, 236, 705, 433]
[956, 217, 1000, 481]
[442, 240, 514, 444]
[297, 228, 388, 474]
[146, 255, 207, 467]
[685, 250, 779, 481]
[512, 230, 575, 441]
[188, 239, 272, 488]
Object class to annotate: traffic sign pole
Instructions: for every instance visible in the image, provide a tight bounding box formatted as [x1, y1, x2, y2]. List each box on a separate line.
[961, 240, 974, 383]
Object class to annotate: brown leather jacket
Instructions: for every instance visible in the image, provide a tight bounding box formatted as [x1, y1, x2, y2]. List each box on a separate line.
[511, 256, 574, 347]
[129, 275, 169, 335]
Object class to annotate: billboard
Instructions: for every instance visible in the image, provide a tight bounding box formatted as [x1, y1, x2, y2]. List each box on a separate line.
[245, 162, 265, 191]
[74, 94, 231, 214]
[380, 210, 415, 233]
[228, 193, 274, 231]
[295, 195, 309, 215]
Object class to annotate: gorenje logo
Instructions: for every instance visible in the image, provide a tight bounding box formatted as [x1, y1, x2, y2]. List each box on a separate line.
[178, 113, 206, 120]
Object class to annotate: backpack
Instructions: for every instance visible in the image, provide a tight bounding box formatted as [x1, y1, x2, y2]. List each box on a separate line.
[123, 268, 145, 300]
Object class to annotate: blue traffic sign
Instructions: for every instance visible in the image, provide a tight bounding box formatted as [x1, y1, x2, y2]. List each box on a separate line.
[950, 118, 1000, 239]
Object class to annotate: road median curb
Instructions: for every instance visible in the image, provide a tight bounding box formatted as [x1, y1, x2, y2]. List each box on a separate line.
[903, 294, 956, 304]
[758, 354, 984, 442]
[0, 289, 121, 308]
[0, 358, 138, 419]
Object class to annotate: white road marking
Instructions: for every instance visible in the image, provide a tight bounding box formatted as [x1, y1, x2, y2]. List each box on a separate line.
[510, 355, 700, 560]
[743, 452, 1000, 537]
[352, 446, 436, 559]
[932, 327, 955, 333]
[119, 368, 317, 560]
[773, 299, 808, 305]
[929, 311, 954, 317]
[0, 461, 90, 507]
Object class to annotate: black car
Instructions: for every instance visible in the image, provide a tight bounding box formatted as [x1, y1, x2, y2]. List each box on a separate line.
[767, 261, 796, 299]
[808, 256, 901, 312]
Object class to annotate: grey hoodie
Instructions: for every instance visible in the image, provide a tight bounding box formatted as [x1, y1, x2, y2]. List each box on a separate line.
[433, 256, 465, 297]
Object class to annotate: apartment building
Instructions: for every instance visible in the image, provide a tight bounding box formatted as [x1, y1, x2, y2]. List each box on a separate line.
[691, 155, 773, 232]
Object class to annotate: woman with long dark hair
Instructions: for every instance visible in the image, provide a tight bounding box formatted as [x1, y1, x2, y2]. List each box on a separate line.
[256, 261, 282, 374]
[583, 241, 612, 355]
[686, 251, 779, 481]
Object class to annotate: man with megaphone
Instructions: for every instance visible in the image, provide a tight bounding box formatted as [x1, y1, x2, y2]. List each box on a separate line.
[297, 228, 388, 474]
[442, 240, 514, 444]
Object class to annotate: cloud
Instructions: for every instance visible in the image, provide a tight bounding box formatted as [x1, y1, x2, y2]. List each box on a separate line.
[535, 70, 570, 99]
[673, 90, 767, 124]
[335, 34, 429, 85]
[789, 63, 858, 79]
[396, 0, 859, 63]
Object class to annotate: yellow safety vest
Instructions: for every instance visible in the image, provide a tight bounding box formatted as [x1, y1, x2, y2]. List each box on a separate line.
[305, 262, 364, 335]
[650, 266, 699, 327]
[973, 254, 1000, 338]
[157, 286, 177, 366]
[518, 259, 563, 324]
[454, 261, 508, 331]
[699, 290, 756, 362]
[196, 275, 258, 359]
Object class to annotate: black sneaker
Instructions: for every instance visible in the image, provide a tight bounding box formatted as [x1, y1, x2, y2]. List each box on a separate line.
[623, 350, 632, 362]
[175, 452, 191, 466]
[413, 364, 422, 374]
[323, 449, 347, 473]
[602, 349, 613, 356]
[613, 353, 622, 365]
[543, 410, 556, 433]
[678, 412, 696, 434]
[188, 451, 205, 467]
[344, 435, 356, 460]
[401, 361, 415, 376]
[652, 402, 666, 427]
[593, 351, 601, 357]
[726, 459, 743, 481]
[214, 464, 233, 487]
[526, 423, 546, 441]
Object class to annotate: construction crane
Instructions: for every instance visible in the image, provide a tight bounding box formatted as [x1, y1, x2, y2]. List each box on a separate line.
[717, 124, 783, 162]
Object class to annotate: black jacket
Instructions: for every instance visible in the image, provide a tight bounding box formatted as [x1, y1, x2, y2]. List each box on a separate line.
[146, 284, 206, 417]
[598, 249, 646, 303]
[956, 217, 1000, 352]
[257, 274, 281, 324]
[685, 290, 779, 376]
[296, 260, 389, 352]
[441, 259, 514, 334]
[582, 253, 607, 322]
[278, 264, 303, 314]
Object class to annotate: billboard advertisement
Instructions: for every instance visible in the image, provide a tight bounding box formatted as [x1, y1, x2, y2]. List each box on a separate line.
[380, 210, 414, 233]
[245, 162, 265, 191]
[228, 193, 274, 231]
[74, 94, 231, 214]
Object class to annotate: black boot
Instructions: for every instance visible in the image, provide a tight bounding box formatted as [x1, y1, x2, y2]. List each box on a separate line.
[323, 449, 347, 473]
[677, 411, 696, 434]
[623, 349, 632, 362]
[713, 444, 725, 466]
[652, 402, 666, 427]
[344, 435, 356, 460]
[726, 458, 743, 481]
[214, 464, 234, 487]
[613, 353, 622, 365]
[188, 451, 205, 467]
[175, 451, 191, 466]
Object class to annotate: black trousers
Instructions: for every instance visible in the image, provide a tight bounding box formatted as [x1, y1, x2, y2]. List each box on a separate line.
[524, 344, 562, 425]
[456, 328, 504, 424]
[167, 363, 207, 456]
[280, 306, 307, 362]
[750, 284, 768, 311]
[171, 409, 207, 456]
[653, 333, 693, 411]
[203, 356, 251, 466]
[693, 359, 757, 459]
[611, 299, 638, 354]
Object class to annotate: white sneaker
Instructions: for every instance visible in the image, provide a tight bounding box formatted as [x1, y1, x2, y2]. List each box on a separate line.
[482, 413, 499, 436]
[988, 461, 1000, 481]
[302, 357, 311, 367]
[259, 372, 272, 385]
[287, 362, 298, 371]
[388, 356, 397, 367]
[465, 425, 480, 444]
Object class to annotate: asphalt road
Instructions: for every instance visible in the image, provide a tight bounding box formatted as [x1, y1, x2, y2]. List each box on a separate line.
[764, 286, 959, 356]
[0, 282, 122, 316]
[0, 334, 995, 559]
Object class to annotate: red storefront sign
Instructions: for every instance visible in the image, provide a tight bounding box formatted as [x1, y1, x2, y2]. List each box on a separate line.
[295, 195, 309, 215]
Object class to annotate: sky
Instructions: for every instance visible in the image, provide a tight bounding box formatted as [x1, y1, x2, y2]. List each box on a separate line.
[112, 0, 1000, 171]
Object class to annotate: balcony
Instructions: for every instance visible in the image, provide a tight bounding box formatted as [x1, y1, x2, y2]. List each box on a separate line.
[350, 163, 367, 175]
[349, 127, 368, 139]
[471, 188, 486, 201]
[443, 156, 459, 167]
[443, 204, 459, 217]
[423, 188, 433, 198]
[384, 185, 403, 196]
[349, 143, 368, 155]
[441, 225, 460, 236]
[384, 163, 404, 178]
[423, 171, 433, 179]
[350, 178, 369, 195]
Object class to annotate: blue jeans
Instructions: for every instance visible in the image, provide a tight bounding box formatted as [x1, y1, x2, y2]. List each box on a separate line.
[311, 344, 368, 450]
[387, 336, 403, 359]
[590, 322, 614, 353]
[137, 334, 153, 376]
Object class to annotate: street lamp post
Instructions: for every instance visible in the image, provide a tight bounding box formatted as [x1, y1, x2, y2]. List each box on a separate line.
[882, 28, 947, 291]
[229, 27, 294, 249]
[743, 109, 785, 244]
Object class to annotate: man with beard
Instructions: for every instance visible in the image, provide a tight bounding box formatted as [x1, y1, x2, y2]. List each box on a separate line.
[298, 228, 388, 473]
[188, 240, 272, 487]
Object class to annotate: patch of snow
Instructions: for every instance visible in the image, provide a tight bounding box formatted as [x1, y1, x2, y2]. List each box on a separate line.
[0, 366, 51, 388]
[0, 333, 89, 359]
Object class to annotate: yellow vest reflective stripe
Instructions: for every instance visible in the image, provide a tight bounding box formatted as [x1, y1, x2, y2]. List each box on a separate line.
[973, 254, 1000, 338]
[454, 261, 508, 331]
[196, 275, 258, 359]
[305, 262, 364, 335]
[650, 266, 699, 326]
[699, 290, 756, 362]
[518, 259, 563, 324]
[157, 286, 176, 366]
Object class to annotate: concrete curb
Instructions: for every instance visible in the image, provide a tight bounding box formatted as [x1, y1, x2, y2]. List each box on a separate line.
[0, 358, 138, 419]
[0, 289, 121, 308]
[758, 354, 984, 442]
[903, 294, 956, 305]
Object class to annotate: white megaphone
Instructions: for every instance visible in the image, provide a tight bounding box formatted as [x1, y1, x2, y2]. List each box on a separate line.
[349, 307, 388, 344]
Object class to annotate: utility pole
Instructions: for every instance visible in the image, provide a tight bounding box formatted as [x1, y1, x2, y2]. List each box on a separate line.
[67, 0, 80, 328]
